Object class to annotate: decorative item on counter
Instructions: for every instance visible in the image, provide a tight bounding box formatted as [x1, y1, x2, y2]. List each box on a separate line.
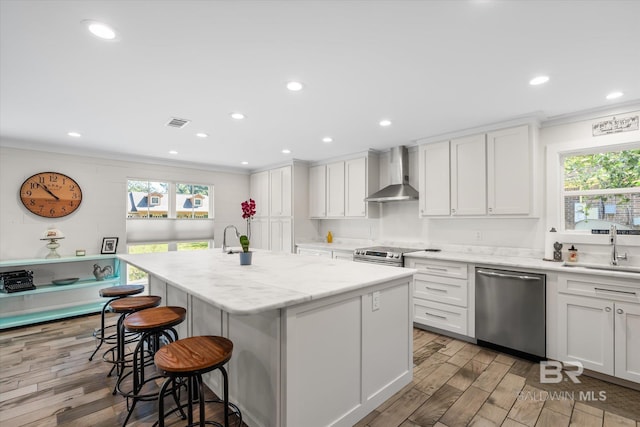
[568, 245, 578, 262]
[76, 249, 86, 256]
[93, 264, 113, 281]
[543, 227, 557, 261]
[327, 231, 333, 244]
[553, 242, 563, 262]
[40, 228, 65, 259]
[239, 199, 256, 265]
[100, 237, 118, 254]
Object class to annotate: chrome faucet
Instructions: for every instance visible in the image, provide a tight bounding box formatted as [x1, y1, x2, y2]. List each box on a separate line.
[610, 225, 628, 266]
[222, 225, 240, 253]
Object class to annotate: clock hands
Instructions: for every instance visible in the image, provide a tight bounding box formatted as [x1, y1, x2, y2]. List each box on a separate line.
[37, 183, 60, 200]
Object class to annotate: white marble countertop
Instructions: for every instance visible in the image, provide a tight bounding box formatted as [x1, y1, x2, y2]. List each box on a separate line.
[295, 241, 363, 252]
[119, 250, 415, 315]
[404, 250, 640, 281]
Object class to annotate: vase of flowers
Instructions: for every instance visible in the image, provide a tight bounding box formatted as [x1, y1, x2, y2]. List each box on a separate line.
[239, 199, 256, 265]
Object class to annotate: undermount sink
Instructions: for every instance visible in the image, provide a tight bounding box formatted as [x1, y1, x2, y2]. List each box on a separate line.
[562, 262, 640, 274]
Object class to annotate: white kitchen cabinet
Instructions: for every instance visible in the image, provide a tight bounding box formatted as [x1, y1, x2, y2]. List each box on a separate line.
[270, 166, 292, 217]
[419, 141, 450, 216]
[345, 157, 367, 217]
[557, 273, 640, 383]
[250, 171, 269, 217]
[487, 125, 531, 215]
[309, 165, 326, 218]
[296, 247, 332, 258]
[405, 257, 471, 337]
[450, 134, 486, 216]
[270, 218, 292, 253]
[332, 250, 353, 261]
[249, 217, 270, 250]
[326, 161, 345, 217]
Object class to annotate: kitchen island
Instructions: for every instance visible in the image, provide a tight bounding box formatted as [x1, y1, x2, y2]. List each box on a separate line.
[119, 249, 415, 427]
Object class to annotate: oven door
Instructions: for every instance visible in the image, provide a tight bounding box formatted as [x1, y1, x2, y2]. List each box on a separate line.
[353, 257, 401, 267]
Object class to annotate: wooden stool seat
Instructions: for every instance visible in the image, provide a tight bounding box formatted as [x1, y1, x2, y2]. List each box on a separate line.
[99, 284, 145, 298]
[124, 306, 187, 332]
[155, 336, 233, 374]
[110, 295, 161, 313]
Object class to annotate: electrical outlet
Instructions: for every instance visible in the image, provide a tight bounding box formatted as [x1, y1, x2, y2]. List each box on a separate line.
[372, 291, 381, 311]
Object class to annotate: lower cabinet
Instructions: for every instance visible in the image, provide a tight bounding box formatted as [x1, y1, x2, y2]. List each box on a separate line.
[270, 218, 292, 253]
[405, 257, 470, 337]
[332, 250, 353, 261]
[296, 248, 332, 258]
[557, 275, 640, 383]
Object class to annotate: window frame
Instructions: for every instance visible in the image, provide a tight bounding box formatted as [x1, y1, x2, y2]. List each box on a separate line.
[126, 179, 214, 220]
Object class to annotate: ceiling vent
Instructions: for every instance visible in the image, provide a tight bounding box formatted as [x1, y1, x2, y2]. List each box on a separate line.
[166, 117, 191, 128]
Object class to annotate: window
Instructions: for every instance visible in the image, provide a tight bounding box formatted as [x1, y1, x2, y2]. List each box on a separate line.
[562, 148, 640, 232]
[176, 183, 210, 219]
[127, 180, 168, 218]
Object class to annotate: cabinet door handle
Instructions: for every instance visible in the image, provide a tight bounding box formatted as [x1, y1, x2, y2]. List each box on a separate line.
[424, 311, 447, 319]
[425, 286, 448, 293]
[617, 308, 624, 314]
[426, 266, 448, 272]
[594, 287, 637, 296]
[605, 307, 612, 312]
[451, 208, 456, 214]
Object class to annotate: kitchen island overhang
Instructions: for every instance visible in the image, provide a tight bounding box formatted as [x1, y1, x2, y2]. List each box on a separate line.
[119, 250, 415, 427]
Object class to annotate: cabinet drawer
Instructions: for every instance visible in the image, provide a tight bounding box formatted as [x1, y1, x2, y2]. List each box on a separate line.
[296, 248, 332, 258]
[558, 274, 640, 304]
[405, 258, 468, 279]
[414, 274, 467, 307]
[414, 299, 467, 335]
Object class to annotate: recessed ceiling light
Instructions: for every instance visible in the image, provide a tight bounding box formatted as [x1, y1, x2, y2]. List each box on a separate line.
[379, 119, 392, 127]
[241, 161, 249, 165]
[196, 132, 208, 138]
[322, 137, 333, 143]
[282, 149, 291, 154]
[286, 81, 304, 91]
[169, 150, 178, 155]
[529, 75, 550, 85]
[230, 112, 245, 120]
[67, 131, 81, 137]
[83, 20, 117, 40]
[606, 91, 624, 100]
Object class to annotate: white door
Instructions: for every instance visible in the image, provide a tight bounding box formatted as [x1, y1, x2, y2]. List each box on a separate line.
[450, 134, 486, 216]
[326, 161, 345, 217]
[250, 171, 269, 217]
[309, 165, 327, 218]
[345, 157, 366, 217]
[487, 125, 530, 215]
[614, 301, 640, 382]
[419, 141, 450, 216]
[557, 294, 614, 375]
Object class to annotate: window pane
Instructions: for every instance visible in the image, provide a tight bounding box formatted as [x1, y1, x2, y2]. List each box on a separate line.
[564, 193, 640, 231]
[126, 243, 169, 283]
[177, 241, 210, 251]
[176, 183, 210, 219]
[127, 180, 168, 218]
[564, 150, 640, 191]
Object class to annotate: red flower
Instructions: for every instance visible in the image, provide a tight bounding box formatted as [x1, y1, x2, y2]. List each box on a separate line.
[241, 198, 256, 220]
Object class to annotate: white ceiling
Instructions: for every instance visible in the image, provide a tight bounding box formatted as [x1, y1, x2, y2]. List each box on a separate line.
[1, 0, 639, 171]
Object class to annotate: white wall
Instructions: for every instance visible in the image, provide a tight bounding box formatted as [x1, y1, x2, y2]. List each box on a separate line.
[0, 144, 249, 260]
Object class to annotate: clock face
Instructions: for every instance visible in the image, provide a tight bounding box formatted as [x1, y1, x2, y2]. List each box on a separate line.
[19, 172, 83, 218]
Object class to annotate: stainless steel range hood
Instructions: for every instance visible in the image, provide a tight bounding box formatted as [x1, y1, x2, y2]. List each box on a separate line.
[365, 146, 419, 202]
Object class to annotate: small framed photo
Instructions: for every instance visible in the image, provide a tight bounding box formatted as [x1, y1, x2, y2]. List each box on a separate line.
[101, 237, 119, 254]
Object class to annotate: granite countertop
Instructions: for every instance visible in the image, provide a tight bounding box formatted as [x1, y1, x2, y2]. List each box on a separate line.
[119, 250, 415, 315]
[404, 250, 640, 281]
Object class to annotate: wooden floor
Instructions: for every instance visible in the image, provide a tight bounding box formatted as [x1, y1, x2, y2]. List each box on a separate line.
[1, 315, 639, 427]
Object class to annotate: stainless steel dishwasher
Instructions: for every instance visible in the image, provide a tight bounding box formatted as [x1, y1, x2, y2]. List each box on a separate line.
[475, 267, 546, 359]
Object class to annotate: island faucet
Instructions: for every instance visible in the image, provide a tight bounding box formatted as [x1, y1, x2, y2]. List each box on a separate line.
[222, 225, 240, 253]
[610, 225, 628, 266]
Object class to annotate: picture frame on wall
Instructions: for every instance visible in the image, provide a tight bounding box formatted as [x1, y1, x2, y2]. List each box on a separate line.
[101, 237, 119, 254]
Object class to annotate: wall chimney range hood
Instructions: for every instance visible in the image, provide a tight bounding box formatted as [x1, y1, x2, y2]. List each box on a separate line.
[365, 146, 419, 202]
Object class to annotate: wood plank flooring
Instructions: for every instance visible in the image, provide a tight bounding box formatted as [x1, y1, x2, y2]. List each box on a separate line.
[1, 315, 639, 426]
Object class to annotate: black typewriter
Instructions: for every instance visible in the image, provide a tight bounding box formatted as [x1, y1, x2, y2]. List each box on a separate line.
[0, 270, 36, 293]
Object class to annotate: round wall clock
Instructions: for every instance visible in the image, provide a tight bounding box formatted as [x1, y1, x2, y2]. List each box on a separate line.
[19, 172, 83, 218]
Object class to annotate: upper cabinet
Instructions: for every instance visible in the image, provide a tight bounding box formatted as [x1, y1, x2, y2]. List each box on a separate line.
[269, 166, 292, 217]
[249, 171, 269, 217]
[309, 153, 379, 219]
[419, 124, 535, 217]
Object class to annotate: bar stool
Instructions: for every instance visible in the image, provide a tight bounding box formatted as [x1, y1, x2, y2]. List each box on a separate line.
[89, 284, 145, 361]
[104, 295, 162, 382]
[117, 306, 187, 426]
[155, 336, 242, 427]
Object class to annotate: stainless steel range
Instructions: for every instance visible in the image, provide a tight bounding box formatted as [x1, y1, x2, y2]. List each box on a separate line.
[353, 246, 422, 267]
